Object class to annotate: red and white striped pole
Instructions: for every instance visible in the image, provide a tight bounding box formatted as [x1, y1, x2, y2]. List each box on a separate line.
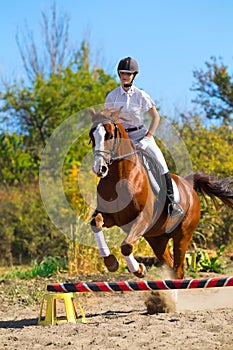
[47, 276, 233, 293]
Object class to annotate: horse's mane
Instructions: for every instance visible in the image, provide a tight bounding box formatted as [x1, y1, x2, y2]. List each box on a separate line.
[90, 107, 129, 139]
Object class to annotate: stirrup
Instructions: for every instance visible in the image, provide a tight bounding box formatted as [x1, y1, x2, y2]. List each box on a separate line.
[168, 202, 184, 218]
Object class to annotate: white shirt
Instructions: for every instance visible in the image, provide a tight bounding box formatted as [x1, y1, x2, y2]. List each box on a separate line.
[105, 85, 155, 128]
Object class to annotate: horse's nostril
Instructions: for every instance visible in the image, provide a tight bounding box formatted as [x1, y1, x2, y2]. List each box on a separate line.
[101, 166, 108, 174]
[97, 165, 108, 177]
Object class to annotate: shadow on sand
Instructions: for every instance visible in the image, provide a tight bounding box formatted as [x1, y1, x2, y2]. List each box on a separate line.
[0, 318, 38, 329]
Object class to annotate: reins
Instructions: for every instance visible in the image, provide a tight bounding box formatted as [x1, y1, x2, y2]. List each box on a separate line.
[92, 122, 138, 165]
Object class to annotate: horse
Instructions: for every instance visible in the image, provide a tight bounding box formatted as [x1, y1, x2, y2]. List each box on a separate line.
[89, 107, 233, 279]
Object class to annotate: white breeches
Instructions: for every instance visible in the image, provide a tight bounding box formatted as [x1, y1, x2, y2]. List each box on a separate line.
[139, 136, 169, 174]
[127, 127, 169, 175]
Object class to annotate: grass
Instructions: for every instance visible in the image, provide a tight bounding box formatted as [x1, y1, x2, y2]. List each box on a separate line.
[0, 256, 68, 281]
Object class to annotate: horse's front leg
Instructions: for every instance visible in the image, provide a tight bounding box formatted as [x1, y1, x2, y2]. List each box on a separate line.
[121, 243, 147, 278]
[120, 208, 151, 278]
[91, 212, 119, 272]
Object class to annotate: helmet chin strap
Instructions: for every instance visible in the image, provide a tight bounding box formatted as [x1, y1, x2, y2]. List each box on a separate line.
[123, 73, 137, 88]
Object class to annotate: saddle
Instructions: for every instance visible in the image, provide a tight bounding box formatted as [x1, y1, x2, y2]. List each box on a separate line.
[139, 150, 184, 234]
[139, 150, 180, 204]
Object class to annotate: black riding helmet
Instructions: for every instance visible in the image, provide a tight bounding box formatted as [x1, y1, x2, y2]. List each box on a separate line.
[117, 57, 139, 87]
[118, 57, 139, 74]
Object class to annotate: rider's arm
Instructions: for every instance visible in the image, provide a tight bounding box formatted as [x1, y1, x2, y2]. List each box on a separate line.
[146, 106, 160, 138]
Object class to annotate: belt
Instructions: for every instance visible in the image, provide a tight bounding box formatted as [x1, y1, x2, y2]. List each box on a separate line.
[125, 125, 143, 133]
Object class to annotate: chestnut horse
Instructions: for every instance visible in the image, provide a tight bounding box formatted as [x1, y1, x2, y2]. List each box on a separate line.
[89, 108, 233, 279]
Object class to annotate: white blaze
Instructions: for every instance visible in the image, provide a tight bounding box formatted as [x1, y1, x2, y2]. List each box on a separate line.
[93, 124, 107, 175]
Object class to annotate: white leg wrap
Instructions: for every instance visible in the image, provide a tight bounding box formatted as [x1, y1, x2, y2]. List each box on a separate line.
[124, 253, 139, 273]
[94, 231, 110, 257]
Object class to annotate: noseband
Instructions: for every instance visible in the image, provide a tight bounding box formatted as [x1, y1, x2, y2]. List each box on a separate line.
[93, 122, 138, 165]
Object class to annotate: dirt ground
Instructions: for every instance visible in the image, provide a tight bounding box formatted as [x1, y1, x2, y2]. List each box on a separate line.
[0, 289, 233, 350]
[1, 268, 233, 350]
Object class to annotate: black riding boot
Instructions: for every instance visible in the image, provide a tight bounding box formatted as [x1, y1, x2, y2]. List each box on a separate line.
[164, 172, 184, 218]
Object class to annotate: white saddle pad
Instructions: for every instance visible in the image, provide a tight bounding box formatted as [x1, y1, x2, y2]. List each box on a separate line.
[172, 179, 180, 203]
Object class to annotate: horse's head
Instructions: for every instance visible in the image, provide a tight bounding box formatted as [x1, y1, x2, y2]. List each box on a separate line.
[89, 107, 124, 178]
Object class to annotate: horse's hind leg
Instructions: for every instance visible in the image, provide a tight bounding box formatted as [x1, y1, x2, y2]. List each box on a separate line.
[173, 228, 194, 279]
[145, 235, 176, 278]
[91, 212, 119, 272]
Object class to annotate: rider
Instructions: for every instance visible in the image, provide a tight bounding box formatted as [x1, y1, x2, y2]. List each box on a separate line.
[104, 56, 183, 218]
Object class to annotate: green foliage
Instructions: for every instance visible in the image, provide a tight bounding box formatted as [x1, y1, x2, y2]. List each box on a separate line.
[177, 116, 233, 176]
[192, 56, 233, 124]
[0, 38, 118, 267]
[0, 42, 117, 149]
[0, 185, 68, 266]
[174, 115, 233, 247]
[0, 256, 67, 280]
[0, 132, 38, 185]
[196, 246, 226, 273]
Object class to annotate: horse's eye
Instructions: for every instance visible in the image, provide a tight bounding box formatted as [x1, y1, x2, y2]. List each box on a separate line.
[108, 134, 114, 140]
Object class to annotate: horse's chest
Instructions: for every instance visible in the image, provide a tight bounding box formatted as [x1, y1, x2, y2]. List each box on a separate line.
[97, 177, 145, 215]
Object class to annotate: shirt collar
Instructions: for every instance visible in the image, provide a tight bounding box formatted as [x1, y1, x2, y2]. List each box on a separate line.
[120, 85, 135, 96]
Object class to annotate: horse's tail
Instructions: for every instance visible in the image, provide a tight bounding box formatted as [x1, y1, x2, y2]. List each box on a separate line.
[185, 172, 233, 211]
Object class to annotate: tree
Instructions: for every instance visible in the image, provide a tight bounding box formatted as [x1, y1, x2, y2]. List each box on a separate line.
[176, 114, 233, 247]
[0, 3, 118, 265]
[178, 115, 233, 176]
[0, 185, 68, 265]
[192, 56, 233, 125]
[16, 2, 71, 81]
[1, 55, 117, 147]
[0, 4, 118, 148]
[0, 132, 37, 185]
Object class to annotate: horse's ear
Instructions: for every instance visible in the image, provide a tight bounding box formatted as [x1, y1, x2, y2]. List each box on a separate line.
[111, 106, 123, 121]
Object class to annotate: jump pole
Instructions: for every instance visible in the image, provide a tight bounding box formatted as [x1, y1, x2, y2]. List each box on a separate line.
[47, 276, 233, 293]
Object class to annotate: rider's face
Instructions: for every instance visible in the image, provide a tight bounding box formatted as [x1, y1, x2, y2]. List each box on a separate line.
[119, 71, 134, 86]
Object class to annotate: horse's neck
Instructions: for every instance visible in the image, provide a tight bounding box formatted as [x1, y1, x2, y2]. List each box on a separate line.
[117, 123, 135, 155]
[108, 124, 137, 177]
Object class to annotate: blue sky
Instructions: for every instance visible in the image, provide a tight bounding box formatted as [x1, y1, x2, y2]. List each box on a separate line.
[1, 0, 233, 117]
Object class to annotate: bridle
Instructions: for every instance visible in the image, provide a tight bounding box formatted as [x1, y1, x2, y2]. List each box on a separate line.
[92, 122, 138, 165]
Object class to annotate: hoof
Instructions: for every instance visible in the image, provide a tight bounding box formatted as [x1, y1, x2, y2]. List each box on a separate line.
[94, 213, 104, 229]
[133, 263, 147, 278]
[104, 254, 119, 272]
